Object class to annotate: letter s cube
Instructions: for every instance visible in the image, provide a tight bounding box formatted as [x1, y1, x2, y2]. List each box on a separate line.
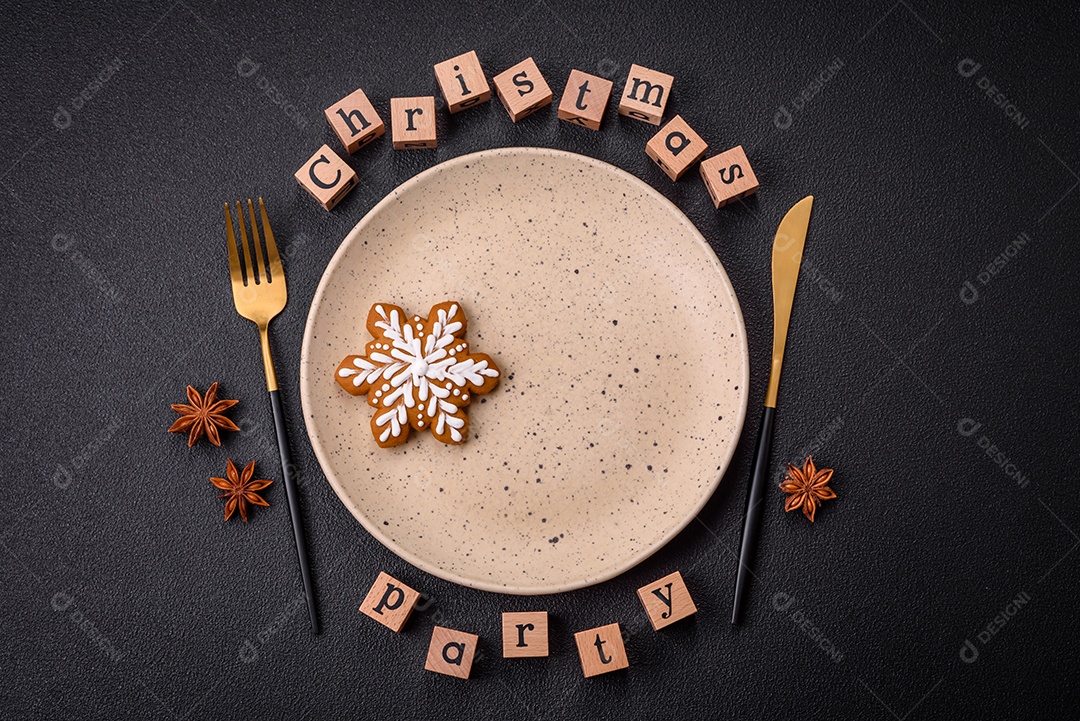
[700, 145, 759, 208]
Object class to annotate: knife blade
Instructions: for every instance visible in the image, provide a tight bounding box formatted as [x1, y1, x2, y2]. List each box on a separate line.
[731, 195, 814, 624]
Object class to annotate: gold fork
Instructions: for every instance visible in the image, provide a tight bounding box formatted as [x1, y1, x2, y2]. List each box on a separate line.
[225, 198, 318, 633]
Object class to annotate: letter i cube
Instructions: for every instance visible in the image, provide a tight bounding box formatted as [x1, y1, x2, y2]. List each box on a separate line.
[434, 50, 491, 113]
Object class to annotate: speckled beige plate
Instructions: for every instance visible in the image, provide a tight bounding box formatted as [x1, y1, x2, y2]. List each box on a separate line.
[300, 147, 748, 595]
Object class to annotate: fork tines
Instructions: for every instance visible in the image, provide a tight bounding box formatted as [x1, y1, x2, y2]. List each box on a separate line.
[224, 198, 283, 287]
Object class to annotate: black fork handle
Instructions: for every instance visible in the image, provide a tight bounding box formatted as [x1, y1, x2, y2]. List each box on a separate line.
[731, 405, 776, 624]
[270, 390, 319, 633]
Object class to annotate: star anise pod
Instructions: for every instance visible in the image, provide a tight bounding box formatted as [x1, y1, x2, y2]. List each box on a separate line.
[211, 459, 272, 522]
[779, 456, 836, 522]
[168, 382, 240, 447]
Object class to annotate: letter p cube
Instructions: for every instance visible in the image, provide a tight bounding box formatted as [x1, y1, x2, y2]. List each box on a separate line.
[359, 571, 421, 632]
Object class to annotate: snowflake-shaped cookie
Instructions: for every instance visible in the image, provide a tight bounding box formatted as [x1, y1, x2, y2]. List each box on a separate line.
[335, 302, 501, 447]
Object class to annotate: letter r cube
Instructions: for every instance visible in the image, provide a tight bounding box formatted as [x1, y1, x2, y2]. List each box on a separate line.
[390, 96, 438, 149]
[502, 611, 549, 657]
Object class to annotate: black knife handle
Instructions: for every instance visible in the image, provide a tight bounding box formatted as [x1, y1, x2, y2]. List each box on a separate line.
[731, 405, 776, 624]
[269, 389, 319, 633]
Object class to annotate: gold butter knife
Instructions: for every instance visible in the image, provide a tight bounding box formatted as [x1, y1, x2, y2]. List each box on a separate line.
[731, 195, 814, 623]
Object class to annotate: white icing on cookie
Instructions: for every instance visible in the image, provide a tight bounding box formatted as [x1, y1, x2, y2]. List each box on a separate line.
[336, 302, 501, 446]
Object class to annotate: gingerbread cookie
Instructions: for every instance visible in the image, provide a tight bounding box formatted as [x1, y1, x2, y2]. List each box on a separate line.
[335, 302, 501, 447]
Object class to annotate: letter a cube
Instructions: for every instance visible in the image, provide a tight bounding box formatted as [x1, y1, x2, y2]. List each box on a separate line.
[645, 115, 708, 180]
[425, 626, 480, 678]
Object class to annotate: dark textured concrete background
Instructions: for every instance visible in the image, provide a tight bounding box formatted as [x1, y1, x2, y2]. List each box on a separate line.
[2, 0, 1078, 718]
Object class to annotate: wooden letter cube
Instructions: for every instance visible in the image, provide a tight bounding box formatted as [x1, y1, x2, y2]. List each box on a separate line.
[492, 57, 552, 122]
[618, 64, 674, 125]
[324, 88, 385, 153]
[557, 69, 613, 131]
[574, 622, 629, 677]
[433, 50, 491, 113]
[645, 115, 708, 181]
[637, 570, 698, 630]
[700, 145, 760, 208]
[424, 626, 479, 679]
[358, 571, 421, 632]
[502, 611, 549, 658]
[294, 144, 357, 211]
[390, 97, 437, 149]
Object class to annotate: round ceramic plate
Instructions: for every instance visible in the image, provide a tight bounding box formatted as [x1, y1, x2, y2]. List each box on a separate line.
[300, 147, 749, 595]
